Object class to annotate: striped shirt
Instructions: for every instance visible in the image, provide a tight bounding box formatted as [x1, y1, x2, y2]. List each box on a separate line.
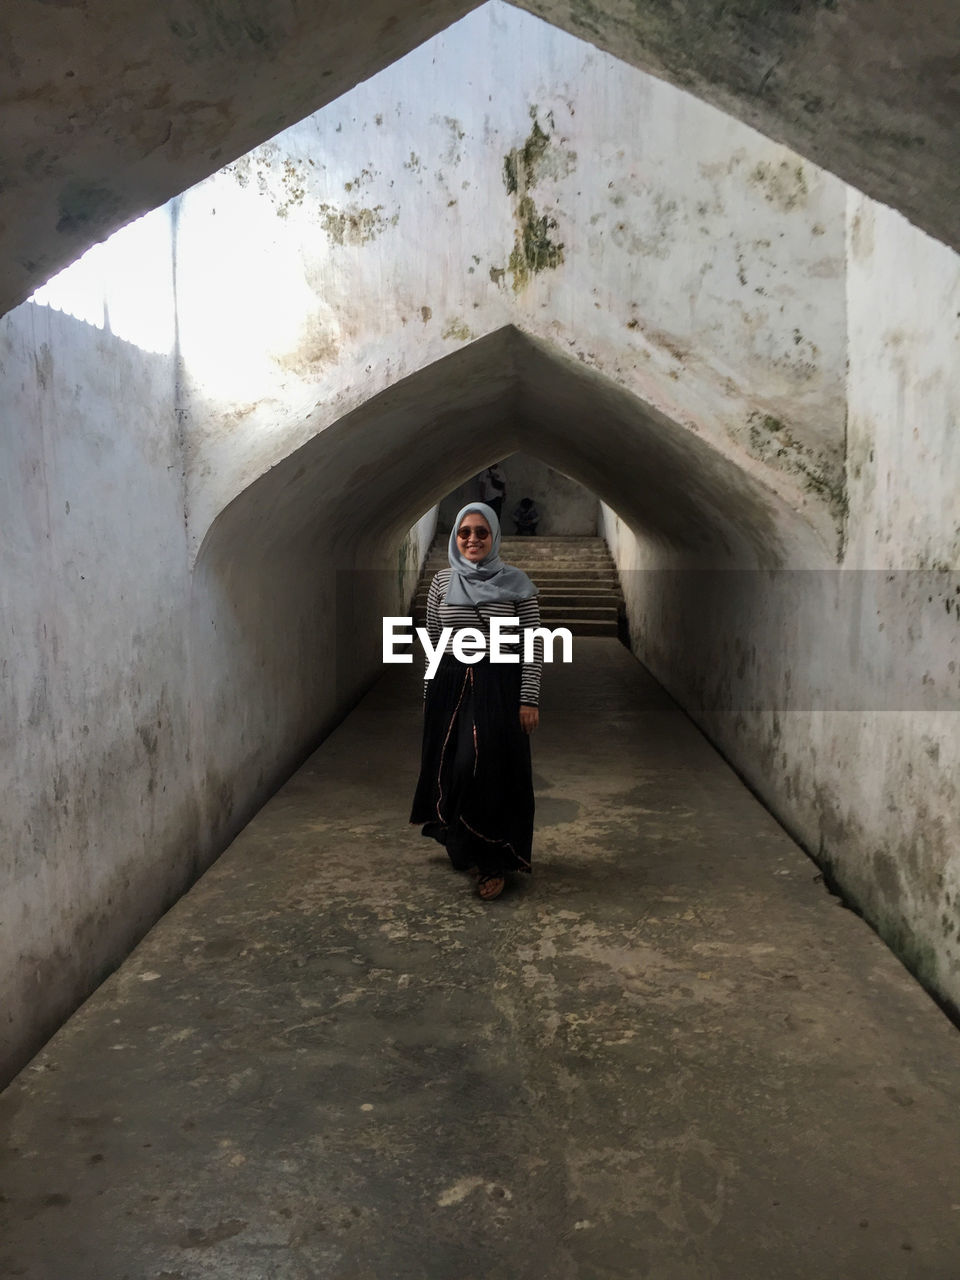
[424, 568, 543, 705]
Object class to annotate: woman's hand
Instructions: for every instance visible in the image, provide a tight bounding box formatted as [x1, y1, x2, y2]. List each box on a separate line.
[519, 705, 539, 735]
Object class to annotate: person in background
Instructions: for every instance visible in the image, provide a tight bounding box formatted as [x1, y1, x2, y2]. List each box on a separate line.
[513, 497, 539, 536]
[478, 463, 506, 519]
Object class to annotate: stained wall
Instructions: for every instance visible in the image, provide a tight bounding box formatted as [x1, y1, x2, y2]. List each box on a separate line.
[602, 195, 960, 1002]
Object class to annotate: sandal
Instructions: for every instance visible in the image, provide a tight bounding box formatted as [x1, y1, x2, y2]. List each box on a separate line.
[477, 874, 505, 901]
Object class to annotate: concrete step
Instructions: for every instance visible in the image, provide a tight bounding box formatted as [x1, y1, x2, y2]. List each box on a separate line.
[415, 592, 621, 607]
[412, 596, 623, 618]
[423, 555, 614, 569]
[500, 548, 611, 558]
[509, 548, 612, 555]
[410, 617, 620, 638]
[540, 605, 619, 619]
[415, 579, 621, 594]
[538, 592, 622, 607]
[412, 615, 619, 632]
[501, 540, 608, 550]
[411, 605, 619, 619]
[420, 579, 616, 592]
[499, 545, 611, 555]
[427, 537, 612, 560]
[423, 560, 618, 576]
[566, 619, 620, 636]
[529, 576, 619, 586]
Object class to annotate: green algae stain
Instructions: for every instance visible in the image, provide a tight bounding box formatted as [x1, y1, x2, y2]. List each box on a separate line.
[275, 158, 306, 218]
[508, 196, 565, 291]
[501, 110, 573, 291]
[502, 111, 576, 197]
[318, 203, 387, 246]
[748, 159, 809, 212]
[441, 317, 475, 341]
[503, 118, 551, 195]
[746, 409, 847, 538]
[503, 155, 518, 196]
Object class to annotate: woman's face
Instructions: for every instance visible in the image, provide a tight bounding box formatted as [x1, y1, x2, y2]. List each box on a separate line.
[456, 512, 493, 563]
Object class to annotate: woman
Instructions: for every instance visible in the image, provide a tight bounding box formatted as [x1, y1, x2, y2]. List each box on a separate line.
[410, 502, 542, 900]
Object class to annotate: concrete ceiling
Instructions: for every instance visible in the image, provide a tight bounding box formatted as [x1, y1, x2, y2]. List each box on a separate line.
[197, 328, 829, 584]
[2, 0, 957, 322]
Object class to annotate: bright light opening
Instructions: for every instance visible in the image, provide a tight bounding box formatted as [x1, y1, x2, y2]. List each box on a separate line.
[29, 206, 176, 355]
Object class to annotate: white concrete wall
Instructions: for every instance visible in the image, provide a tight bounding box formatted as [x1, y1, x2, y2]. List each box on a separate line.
[0, 292, 194, 1077]
[830, 194, 960, 987]
[603, 192, 960, 1004]
[439, 453, 599, 534]
[0, 208, 436, 1083]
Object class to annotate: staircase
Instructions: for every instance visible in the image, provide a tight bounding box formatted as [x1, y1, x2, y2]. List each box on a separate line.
[413, 536, 624, 637]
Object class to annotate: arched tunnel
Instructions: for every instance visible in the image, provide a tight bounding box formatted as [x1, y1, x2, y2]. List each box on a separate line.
[195, 320, 831, 731]
[2, 0, 960, 1273]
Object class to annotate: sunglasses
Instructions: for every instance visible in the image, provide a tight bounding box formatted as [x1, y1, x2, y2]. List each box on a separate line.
[457, 526, 491, 540]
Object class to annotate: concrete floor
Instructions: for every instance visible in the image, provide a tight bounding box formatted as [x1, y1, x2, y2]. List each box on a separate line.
[2, 639, 960, 1279]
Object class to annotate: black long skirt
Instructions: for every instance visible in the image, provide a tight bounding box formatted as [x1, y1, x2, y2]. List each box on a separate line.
[410, 654, 534, 875]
